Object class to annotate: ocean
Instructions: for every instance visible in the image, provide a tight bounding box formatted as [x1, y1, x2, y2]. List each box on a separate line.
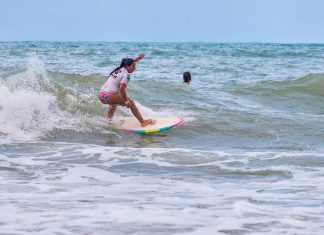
[1, 41, 324, 234]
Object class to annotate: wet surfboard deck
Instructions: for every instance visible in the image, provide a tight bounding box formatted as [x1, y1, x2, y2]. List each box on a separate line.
[111, 117, 184, 134]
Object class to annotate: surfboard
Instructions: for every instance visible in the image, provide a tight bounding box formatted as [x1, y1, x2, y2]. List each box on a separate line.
[111, 117, 184, 134]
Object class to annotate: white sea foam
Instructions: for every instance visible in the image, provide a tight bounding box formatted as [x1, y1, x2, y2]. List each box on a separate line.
[1, 143, 324, 234]
[0, 85, 58, 140]
[0, 57, 112, 142]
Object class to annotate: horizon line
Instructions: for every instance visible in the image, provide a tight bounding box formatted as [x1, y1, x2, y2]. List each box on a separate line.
[1, 40, 324, 45]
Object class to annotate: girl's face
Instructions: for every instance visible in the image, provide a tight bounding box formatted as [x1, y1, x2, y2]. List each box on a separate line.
[125, 63, 136, 73]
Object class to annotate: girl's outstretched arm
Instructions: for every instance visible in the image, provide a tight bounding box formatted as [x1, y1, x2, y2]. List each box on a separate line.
[134, 53, 145, 62]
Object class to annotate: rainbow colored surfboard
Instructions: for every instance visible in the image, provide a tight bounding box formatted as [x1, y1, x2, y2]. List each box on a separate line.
[111, 117, 184, 134]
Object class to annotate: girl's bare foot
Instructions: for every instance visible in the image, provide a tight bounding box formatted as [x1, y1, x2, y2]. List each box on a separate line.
[141, 119, 156, 127]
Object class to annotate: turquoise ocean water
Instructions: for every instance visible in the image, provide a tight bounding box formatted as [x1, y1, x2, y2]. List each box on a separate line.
[1, 42, 324, 234]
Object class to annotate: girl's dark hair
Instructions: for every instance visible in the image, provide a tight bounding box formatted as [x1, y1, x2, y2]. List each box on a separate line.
[183, 71, 191, 82]
[108, 58, 134, 77]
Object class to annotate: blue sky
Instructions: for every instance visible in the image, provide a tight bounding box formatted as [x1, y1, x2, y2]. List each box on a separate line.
[1, 0, 323, 43]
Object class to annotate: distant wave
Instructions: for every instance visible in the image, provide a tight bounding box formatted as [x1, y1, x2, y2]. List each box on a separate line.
[244, 73, 324, 97]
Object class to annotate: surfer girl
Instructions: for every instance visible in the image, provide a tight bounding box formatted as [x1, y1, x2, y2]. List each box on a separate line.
[98, 54, 155, 127]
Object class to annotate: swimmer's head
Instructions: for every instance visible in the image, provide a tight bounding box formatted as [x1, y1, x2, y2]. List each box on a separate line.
[183, 71, 191, 85]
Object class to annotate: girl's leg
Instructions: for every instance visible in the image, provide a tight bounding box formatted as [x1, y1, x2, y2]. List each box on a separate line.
[128, 99, 156, 127]
[107, 105, 117, 120]
[108, 95, 155, 127]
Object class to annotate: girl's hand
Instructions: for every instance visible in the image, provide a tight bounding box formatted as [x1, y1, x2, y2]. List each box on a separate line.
[134, 54, 145, 62]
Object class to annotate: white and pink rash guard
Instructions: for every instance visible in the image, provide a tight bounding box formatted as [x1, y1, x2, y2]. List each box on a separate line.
[100, 67, 130, 94]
